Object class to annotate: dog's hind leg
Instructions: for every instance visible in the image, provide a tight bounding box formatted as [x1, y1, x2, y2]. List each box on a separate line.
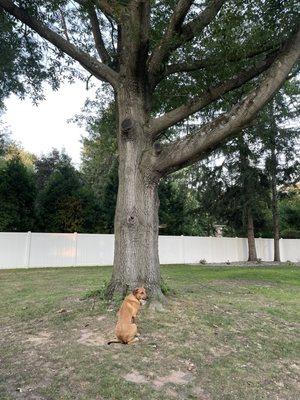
[125, 324, 138, 344]
[127, 337, 139, 344]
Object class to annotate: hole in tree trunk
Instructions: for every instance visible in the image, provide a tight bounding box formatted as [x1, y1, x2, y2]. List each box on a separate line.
[121, 117, 134, 138]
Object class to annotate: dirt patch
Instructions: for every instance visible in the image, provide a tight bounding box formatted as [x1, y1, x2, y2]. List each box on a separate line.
[96, 315, 106, 322]
[153, 370, 190, 388]
[165, 388, 178, 397]
[193, 386, 212, 400]
[123, 371, 148, 384]
[13, 386, 47, 400]
[208, 345, 235, 358]
[26, 331, 51, 345]
[123, 369, 191, 389]
[77, 329, 107, 346]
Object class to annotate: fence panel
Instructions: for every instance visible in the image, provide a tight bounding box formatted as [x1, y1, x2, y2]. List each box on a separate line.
[29, 233, 76, 267]
[158, 235, 185, 264]
[0, 232, 28, 268]
[280, 239, 300, 262]
[181, 236, 211, 263]
[76, 234, 114, 266]
[0, 232, 299, 269]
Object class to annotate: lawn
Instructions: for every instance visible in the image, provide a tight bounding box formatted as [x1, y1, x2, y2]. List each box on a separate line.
[0, 264, 299, 400]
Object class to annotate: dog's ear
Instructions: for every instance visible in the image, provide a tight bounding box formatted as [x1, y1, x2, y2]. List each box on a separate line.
[132, 288, 139, 296]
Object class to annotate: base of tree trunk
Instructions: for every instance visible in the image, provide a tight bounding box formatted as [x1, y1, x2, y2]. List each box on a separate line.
[248, 255, 258, 262]
[105, 279, 166, 306]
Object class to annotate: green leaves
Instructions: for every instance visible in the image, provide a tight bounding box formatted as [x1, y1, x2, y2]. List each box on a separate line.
[35, 151, 102, 233]
[0, 156, 36, 231]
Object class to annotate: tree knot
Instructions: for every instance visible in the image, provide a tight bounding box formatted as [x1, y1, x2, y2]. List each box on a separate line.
[153, 142, 162, 155]
[121, 118, 135, 140]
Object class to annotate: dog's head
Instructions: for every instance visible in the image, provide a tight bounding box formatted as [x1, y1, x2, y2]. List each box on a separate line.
[133, 287, 147, 301]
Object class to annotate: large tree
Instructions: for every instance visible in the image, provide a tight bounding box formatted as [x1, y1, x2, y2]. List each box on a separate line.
[260, 95, 299, 260]
[190, 137, 271, 250]
[36, 152, 101, 232]
[1, 0, 299, 302]
[0, 156, 36, 231]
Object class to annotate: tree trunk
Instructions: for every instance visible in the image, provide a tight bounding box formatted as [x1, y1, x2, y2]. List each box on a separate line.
[238, 137, 258, 262]
[271, 178, 280, 262]
[106, 83, 164, 302]
[270, 132, 281, 262]
[247, 207, 258, 261]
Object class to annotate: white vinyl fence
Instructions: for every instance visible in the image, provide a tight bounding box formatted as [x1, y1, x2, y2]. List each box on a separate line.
[0, 232, 299, 269]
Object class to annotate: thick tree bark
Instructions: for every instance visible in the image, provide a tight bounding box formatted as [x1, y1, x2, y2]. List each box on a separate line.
[105, 1, 167, 302]
[247, 208, 258, 262]
[106, 78, 164, 302]
[108, 168, 163, 300]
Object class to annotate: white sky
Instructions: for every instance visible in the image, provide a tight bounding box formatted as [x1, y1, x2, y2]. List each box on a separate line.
[3, 80, 92, 167]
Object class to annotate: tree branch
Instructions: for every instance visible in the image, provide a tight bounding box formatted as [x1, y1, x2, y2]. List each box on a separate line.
[153, 27, 300, 175]
[0, 0, 119, 87]
[148, 0, 194, 77]
[88, 6, 111, 64]
[148, 0, 225, 86]
[74, 0, 118, 21]
[58, 7, 70, 42]
[179, 0, 225, 45]
[118, 0, 150, 80]
[106, 14, 117, 54]
[163, 39, 285, 77]
[97, 0, 118, 20]
[148, 51, 279, 138]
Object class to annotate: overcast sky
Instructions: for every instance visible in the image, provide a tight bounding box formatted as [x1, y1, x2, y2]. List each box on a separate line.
[3, 80, 92, 167]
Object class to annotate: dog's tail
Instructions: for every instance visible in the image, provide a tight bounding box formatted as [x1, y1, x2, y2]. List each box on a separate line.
[107, 340, 122, 345]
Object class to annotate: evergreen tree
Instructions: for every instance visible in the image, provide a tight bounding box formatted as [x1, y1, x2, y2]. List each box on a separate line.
[97, 159, 118, 233]
[35, 149, 69, 190]
[257, 87, 299, 260]
[279, 190, 300, 239]
[36, 155, 101, 233]
[0, 156, 36, 231]
[190, 134, 271, 257]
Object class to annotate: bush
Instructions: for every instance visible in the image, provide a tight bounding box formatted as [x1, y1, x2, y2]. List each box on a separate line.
[281, 229, 300, 239]
[161, 278, 172, 295]
[81, 279, 109, 300]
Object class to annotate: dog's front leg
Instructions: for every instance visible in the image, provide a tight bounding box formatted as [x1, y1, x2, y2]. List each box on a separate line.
[132, 311, 138, 323]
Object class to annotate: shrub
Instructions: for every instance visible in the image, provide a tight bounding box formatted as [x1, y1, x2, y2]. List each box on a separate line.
[281, 229, 300, 239]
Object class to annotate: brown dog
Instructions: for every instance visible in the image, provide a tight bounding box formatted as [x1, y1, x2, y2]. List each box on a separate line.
[107, 287, 147, 345]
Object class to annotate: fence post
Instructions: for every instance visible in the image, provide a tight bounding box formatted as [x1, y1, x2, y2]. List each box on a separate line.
[74, 232, 78, 267]
[24, 231, 32, 268]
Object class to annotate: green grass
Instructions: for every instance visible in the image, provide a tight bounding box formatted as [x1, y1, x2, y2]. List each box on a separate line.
[0, 264, 299, 399]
